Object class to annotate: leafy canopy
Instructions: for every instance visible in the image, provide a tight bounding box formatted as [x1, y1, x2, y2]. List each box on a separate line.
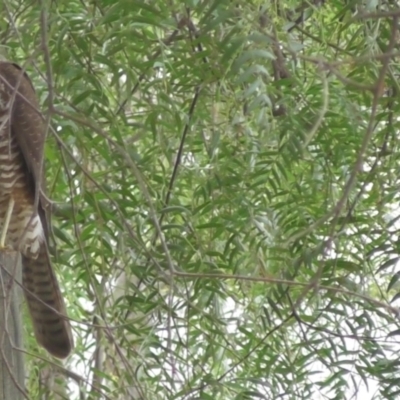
[2, 0, 400, 399]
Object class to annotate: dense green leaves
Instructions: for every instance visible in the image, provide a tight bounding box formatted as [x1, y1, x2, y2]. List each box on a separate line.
[2, 0, 400, 399]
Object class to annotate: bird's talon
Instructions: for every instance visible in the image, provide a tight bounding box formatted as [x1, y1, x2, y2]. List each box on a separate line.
[0, 245, 14, 253]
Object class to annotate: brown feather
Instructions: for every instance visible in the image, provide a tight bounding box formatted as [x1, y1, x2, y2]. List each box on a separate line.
[0, 61, 73, 358]
[22, 242, 73, 358]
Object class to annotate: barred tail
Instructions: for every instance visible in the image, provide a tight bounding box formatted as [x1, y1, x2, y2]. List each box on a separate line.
[22, 242, 73, 358]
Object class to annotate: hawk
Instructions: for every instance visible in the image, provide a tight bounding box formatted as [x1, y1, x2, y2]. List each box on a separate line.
[0, 61, 73, 358]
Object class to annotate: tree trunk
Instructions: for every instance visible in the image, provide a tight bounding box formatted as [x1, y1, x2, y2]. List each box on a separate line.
[0, 251, 26, 399]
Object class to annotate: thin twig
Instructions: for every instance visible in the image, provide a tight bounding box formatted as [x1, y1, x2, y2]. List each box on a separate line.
[173, 270, 400, 316]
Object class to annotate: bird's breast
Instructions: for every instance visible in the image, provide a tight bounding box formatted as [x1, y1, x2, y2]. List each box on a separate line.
[0, 115, 43, 257]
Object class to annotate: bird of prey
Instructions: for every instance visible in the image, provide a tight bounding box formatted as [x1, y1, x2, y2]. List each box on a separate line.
[0, 61, 73, 358]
